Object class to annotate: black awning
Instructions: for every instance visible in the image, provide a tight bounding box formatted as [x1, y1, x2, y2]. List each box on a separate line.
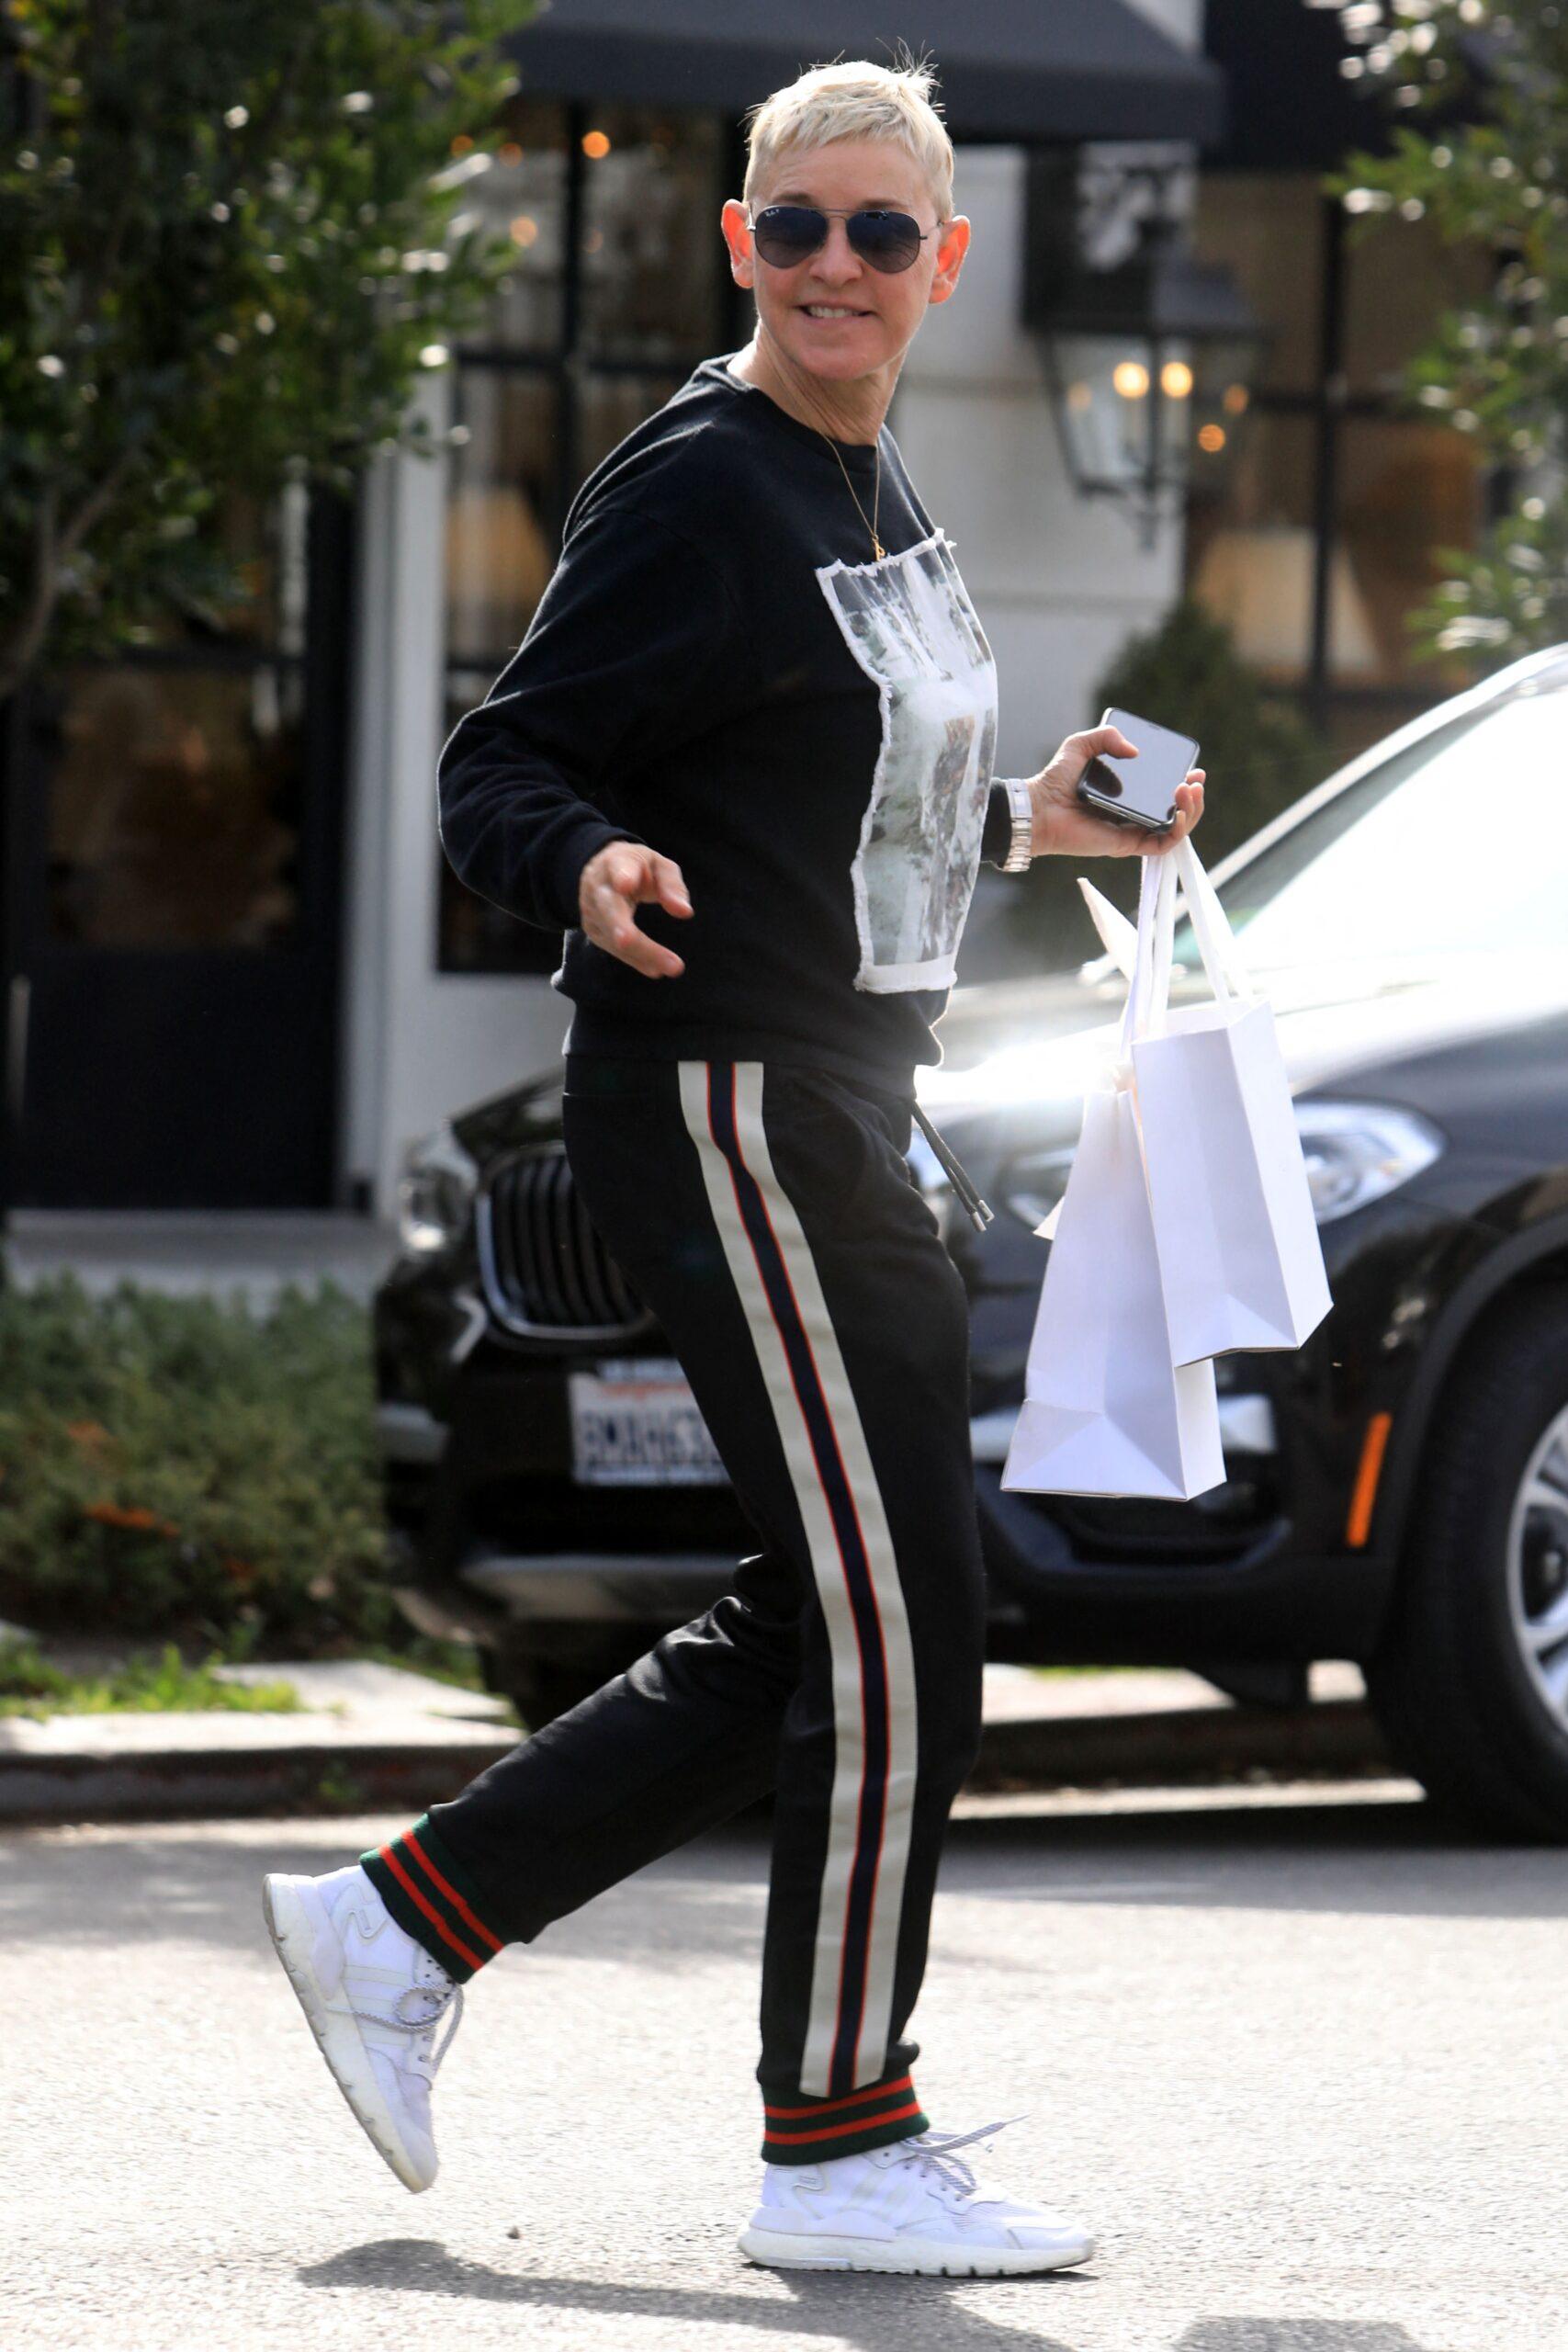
[506, 2, 1226, 147]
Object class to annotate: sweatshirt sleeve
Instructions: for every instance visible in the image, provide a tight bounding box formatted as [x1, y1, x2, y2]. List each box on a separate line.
[436, 500, 746, 933]
[980, 779, 1024, 868]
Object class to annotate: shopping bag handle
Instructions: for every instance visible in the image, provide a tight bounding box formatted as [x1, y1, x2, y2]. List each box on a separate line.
[1116, 851, 1178, 1057]
[1085, 844, 1254, 1010]
[1173, 835, 1253, 1005]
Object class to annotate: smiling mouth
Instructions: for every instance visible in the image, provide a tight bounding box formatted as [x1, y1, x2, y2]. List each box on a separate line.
[799, 305, 873, 321]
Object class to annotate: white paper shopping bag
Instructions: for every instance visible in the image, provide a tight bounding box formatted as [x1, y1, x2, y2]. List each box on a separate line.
[1001, 902, 1226, 1499]
[1131, 838, 1333, 1364]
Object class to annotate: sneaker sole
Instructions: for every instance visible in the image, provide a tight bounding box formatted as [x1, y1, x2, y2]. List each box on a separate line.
[736, 2223, 1095, 2277]
[261, 1873, 434, 2194]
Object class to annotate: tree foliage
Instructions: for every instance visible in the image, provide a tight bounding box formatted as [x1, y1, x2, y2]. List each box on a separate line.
[0, 0, 538, 699]
[1314, 0, 1568, 664]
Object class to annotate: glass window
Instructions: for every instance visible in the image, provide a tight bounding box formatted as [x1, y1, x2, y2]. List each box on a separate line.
[1190, 172, 1324, 398]
[1186, 413, 1319, 683]
[1343, 211, 1496, 399]
[578, 107, 725, 361]
[45, 662, 306, 948]
[1192, 675, 1568, 969]
[1336, 418, 1484, 685]
[445, 371, 560, 663]
[1316, 694, 1444, 777]
[455, 96, 569, 354]
[438, 98, 731, 977]
[577, 372, 687, 479]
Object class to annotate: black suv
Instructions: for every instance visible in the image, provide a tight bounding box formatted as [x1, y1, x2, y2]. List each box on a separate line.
[376, 644, 1568, 1841]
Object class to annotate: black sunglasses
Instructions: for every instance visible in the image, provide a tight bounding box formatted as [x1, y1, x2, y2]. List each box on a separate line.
[745, 203, 939, 276]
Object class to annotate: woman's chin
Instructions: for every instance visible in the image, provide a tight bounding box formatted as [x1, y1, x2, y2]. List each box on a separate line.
[777, 324, 886, 380]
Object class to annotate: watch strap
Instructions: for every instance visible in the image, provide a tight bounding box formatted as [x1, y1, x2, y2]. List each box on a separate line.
[997, 776, 1033, 873]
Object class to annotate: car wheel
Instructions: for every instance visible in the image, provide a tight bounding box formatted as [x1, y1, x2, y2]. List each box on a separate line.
[1365, 1288, 1568, 1841]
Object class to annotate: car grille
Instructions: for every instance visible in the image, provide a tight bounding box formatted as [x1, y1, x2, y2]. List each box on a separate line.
[475, 1145, 654, 1342]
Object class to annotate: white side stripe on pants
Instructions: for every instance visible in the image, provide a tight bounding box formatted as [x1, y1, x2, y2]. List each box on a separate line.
[677, 1059, 919, 2096]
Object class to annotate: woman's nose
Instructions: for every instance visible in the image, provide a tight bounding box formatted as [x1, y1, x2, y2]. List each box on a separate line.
[809, 220, 864, 281]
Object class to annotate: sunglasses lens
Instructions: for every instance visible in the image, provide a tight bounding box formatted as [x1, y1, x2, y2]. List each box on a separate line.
[752, 206, 827, 266]
[750, 206, 926, 274]
[850, 211, 922, 272]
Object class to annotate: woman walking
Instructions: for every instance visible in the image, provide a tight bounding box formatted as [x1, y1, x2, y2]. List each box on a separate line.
[264, 52, 1203, 2277]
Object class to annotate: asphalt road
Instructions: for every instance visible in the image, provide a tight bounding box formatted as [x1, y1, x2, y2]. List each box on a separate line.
[6, 1784, 1566, 2352]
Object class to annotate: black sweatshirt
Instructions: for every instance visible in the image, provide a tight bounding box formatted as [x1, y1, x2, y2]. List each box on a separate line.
[436, 350, 1025, 1093]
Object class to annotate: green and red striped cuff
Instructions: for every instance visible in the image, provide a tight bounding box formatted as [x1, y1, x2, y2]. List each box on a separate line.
[761, 2070, 930, 2165]
[360, 1814, 505, 1983]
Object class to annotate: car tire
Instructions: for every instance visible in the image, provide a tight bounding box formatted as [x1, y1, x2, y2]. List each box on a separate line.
[1364, 1288, 1568, 1842]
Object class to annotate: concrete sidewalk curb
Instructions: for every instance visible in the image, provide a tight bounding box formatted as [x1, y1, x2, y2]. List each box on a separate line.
[0, 1655, 523, 1824]
[970, 1695, 1390, 1792]
[0, 1699, 1392, 1824]
[0, 1734, 521, 1824]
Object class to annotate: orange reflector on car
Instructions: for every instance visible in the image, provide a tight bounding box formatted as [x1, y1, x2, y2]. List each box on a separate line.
[1346, 1411, 1393, 1549]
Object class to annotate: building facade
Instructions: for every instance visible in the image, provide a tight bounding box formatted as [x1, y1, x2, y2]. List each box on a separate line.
[2, 0, 1487, 1218]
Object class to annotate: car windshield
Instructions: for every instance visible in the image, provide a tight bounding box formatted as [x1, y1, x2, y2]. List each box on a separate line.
[1174, 676, 1568, 972]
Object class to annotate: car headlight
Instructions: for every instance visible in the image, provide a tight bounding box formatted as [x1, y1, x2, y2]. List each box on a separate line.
[1292, 1100, 1444, 1224]
[397, 1123, 479, 1254]
[999, 1102, 1443, 1237]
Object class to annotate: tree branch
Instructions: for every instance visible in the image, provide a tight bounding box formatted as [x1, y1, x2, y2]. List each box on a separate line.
[0, 437, 148, 706]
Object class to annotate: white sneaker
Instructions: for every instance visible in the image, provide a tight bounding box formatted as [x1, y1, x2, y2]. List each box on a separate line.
[262, 1860, 463, 2192]
[738, 2118, 1095, 2277]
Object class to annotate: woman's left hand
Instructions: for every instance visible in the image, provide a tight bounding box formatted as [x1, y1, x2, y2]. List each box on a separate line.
[1023, 725, 1205, 860]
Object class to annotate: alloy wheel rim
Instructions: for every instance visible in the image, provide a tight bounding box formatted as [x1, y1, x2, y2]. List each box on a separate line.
[1506, 1403, 1568, 1731]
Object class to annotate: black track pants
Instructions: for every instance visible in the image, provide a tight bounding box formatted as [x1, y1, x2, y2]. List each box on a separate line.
[363, 1055, 987, 2163]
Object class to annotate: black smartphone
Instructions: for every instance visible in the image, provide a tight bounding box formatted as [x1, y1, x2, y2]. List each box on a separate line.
[1077, 706, 1200, 833]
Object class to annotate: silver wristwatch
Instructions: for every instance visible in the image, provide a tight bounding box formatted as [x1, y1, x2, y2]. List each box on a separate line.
[998, 776, 1033, 873]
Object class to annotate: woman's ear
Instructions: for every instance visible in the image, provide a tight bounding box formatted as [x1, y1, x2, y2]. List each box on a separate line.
[720, 198, 756, 288]
[927, 215, 971, 305]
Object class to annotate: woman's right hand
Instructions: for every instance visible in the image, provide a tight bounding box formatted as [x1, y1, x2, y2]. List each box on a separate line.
[577, 840, 694, 978]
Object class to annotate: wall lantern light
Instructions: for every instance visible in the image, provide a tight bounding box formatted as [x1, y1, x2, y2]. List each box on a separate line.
[1022, 152, 1269, 551]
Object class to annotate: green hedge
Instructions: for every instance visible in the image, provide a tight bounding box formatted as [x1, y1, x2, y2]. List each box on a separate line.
[0, 1271, 402, 1655]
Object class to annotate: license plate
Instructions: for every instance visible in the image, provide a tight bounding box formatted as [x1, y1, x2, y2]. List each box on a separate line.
[567, 1359, 728, 1487]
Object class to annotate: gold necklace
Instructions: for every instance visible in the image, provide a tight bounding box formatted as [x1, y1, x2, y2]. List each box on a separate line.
[818, 430, 884, 560]
[759, 349, 886, 559]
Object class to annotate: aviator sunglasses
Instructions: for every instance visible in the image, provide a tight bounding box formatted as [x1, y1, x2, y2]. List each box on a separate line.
[743, 202, 941, 275]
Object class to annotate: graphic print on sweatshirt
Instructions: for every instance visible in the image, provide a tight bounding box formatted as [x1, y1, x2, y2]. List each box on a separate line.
[816, 526, 999, 994]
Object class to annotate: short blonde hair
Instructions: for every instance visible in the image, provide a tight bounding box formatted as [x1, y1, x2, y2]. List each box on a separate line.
[740, 48, 954, 227]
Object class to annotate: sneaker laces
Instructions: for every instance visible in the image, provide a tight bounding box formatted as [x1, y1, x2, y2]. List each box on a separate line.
[894, 2115, 1028, 2199]
[352, 1977, 464, 2075]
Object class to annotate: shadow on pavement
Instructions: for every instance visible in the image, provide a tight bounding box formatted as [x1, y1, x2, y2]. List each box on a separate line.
[3, 1794, 1564, 1966]
[299, 2236, 1089, 2345]
[299, 2240, 1457, 2351]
